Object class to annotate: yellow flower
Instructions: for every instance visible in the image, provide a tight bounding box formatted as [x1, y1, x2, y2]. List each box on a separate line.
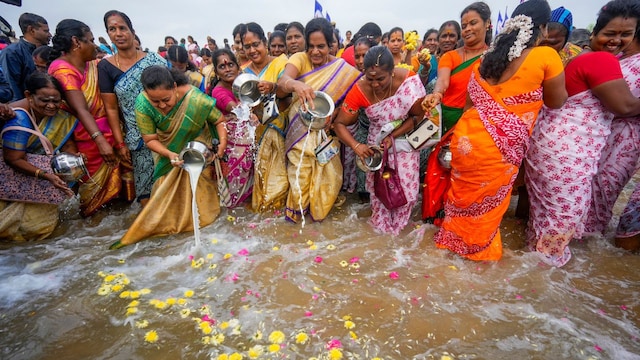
[97, 286, 111, 296]
[211, 238, 219, 244]
[104, 274, 116, 283]
[229, 353, 243, 360]
[98, 271, 106, 277]
[140, 288, 151, 295]
[349, 331, 358, 340]
[344, 320, 355, 329]
[126, 307, 138, 316]
[211, 332, 225, 345]
[201, 336, 210, 345]
[227, 215, 236, 222]
[218, 354, 229, 360]
[309, 244, 318, 250]
[340, 260, 348, 267]
[295, 332, 309, 344]
[144, 330, 158, 343]
[219, 321, 229, 330]
[135, 320, 149, 329]
[154, 301, 167, 310]
[177, 298, 187, 306]
[372, 358, 383, 360]
[199, 322, 213, 335]
[119, 291, 130, 299]
[166, 298, 177, 305]
[223, 253, 232, 260]
[272, 246, 279, 251]
[396, 63, 414, 71]
[342, 315, 352, 321]
[180, 309, 191, 318]
[129, 291, 140, 299]
[118, 259, 125, 264]
[306, 240, 314, 246]
[209, 264, 218, 270]
[206, 253, 214, 260]
[149, 299, 159, 305]
[248, 345, 264, 358]
[268, 344, 280, 353]
[328, 348, 343, 359]
[326, 244, 336, 250]
[191, 258, 204, 269]
[268, 330, 285, 344]
[252, 330, 263, 341]
[111, 284, 124, 292]
[184, 290, 194, 298]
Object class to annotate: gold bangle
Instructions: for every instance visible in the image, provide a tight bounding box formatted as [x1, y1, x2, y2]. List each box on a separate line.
[284, 79, 293, 91]
[353, 143, 361, 151]
[35, 169, 41, 179]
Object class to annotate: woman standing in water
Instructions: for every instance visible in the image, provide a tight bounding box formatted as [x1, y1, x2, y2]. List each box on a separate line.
[334, 46, 426, 235]
[526, 0, 640, 266]
[112, 66, 226, 249]
[48, 19, 122, 217]
[426, 0, 567, 261]
[277, 17, 361, 223]
[210, 48, 253, 208]
[98, 10, 167, 206]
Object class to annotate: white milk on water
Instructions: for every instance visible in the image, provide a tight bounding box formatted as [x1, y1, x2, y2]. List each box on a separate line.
[182, 157, 204, 248]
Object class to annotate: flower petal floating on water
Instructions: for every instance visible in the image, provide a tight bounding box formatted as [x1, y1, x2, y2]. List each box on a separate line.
[326, 339, 342, 350]
[140, 288, 151, 295]
[119, 291, 131, 299]
[328, 348, 343, 359]
[126, 307, 138, 316]
[295, 332, 309, 344]
[248, 345, 264, 358]
[305, 311, 313, 317]
[227, 215, 236, 222]
[144, 330, 158, 343]
[135, 319, 148, 329]
[238, 248, 249, 256]
[389, 272, 400, 279]
[314, 256, 323, 263]
[349, 257, 359, 263]
[184, 290, 194, 298]
[228, 353, 242, 360]
[268, 330, 286, 344]
[128, 300, 140, 308]
[268, 344, 281, 353]
[344, 320, 355, 329]
[326, 244, 336, 250]
[97, 286, 111, 296]
[224, 253, 233, 260]
[594, 345, 603, 352]
[180, 309, 191, 318]
[340, 261, 349, 268]
[349, 331, 358, 340]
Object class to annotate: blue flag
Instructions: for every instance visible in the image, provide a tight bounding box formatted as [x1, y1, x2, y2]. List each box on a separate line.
[326, 12, 331, 22]
[314, 0, 324, 18]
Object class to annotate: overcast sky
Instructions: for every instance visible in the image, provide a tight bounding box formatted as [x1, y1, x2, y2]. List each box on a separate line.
[1, 0, 601, 51]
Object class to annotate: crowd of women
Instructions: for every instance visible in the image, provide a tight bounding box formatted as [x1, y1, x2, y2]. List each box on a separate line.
[0, 0, 638, 267]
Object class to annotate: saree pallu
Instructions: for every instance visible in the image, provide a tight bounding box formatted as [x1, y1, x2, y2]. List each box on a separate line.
[251, 55, 291, 212]
[284, 58, 361, 222]
[526, 91, 614, 266]
[114, 52, 167, 199]
[363, 75, 426, 235]
[117, 87, 222, 247]
[617, 183, 640, 238]
[435, 70, 543, 261]
[211, 85, 254, 208]
[585, 53, 640, 234]
[2, 109, 77, 154]
[187, 70, 206, 92]
[440, 54, 481, 133]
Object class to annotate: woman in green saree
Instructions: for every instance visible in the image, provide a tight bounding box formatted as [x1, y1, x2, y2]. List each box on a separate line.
[277, 18, 361, 223]
[112, 66, 226, 248]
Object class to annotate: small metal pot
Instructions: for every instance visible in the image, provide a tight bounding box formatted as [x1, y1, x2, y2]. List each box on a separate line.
[298, 91, 335, 130]
[179, 141, 213, 168]
[438, 144, 452, 169]
[232, 73, 261, 107]
[50, 152, 88, 182]
[355, 146, 383, 172]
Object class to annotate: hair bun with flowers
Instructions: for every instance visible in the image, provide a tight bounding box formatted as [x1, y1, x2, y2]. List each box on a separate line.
[487, 14, 534, 62]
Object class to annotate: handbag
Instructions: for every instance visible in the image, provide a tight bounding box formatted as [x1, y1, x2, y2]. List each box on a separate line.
[406, 104, 442, 150]
[314, 129, 340, 165]
[373, 137, 407, 210]
[0, 108, 67, 204]
[260, 93, 279, 125]
[212, 156, 232, 208]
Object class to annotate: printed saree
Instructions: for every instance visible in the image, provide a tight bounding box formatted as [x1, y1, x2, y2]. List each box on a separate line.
[49, 59, 122, 217]
[435, 58, 550, 261]
[114, 87, 222, 248]
[284, 56, 361, 222]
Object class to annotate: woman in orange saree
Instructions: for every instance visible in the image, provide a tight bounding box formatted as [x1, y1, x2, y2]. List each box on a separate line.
[429, 0, 567, 261]
[48, 19, 122, 217]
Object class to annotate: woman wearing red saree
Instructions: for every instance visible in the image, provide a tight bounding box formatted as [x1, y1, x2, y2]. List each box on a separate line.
[425, 0, 567, 261]
[48, 19, 122, 217]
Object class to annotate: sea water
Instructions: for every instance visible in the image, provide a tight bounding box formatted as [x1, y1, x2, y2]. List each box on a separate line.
[0, 176, 638, 359]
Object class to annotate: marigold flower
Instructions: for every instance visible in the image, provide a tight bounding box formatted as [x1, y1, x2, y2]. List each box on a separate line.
[191, 258, 204, 268]
[340, 261, 348, 267]
[199, 322, 213, 335]
[219, 321, 229, 330]
[268, 344, 280, 353]
[344, 320, 355, 329]
[211, 332, 225, 345]
[349, 331, 358, 340]
[119, 291, 131, 299]
[252, 330, 263, 341]
[295, 332, 309, 344]
[248, 345, 264, 358]
[268, 330, 285, 344]
[180, 309, 191, 318]
[326, 244, 336, 250]
[97, 286, 111, 296]
[166, 298, 177, 305]
[140, 288, 151, 295]
[126, 307, 138, 316]
[104, 274, 116, 283]
[135, 319, 149, 329]
[154, 301, 167, 310]
[129, 291, 140, 299]
[111, 284, 123, 292]
[127, 299, 139, 308]
[144, 330, 158, 343]
[217, 354, 228, 360]
[328, 348, 343, 359]
[229, 353, 242, 360]
[177, 298, 187, 305]
[201, 336, 210, 345]
[224, 253, 232, 260]
[184, 290, 194, 298]
[206, 253, 214, 260]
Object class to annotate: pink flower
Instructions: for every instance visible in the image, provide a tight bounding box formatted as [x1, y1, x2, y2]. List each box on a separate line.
[389, 272, 399, 279]
[202, 315, 215, 324]
[349, 257, 359, 263]
[238, 248, 249, 256]
[326, 339, 342, 350]
[305, 311, 313, 317]
[594, 345, 602, 352]
[314, 256, 323, 263]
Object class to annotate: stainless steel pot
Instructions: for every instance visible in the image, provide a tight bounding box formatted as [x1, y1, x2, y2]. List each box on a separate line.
[50, 152, 88, 182]
[298, 91, 335, 130]
[355, 146, 383, 172]
[179, 141, 213, 168]
[438, 144, 452, 169]
[232, 73, 261, 107]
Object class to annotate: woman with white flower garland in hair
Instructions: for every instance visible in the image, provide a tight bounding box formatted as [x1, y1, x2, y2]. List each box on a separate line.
[426, 0, 567, 261]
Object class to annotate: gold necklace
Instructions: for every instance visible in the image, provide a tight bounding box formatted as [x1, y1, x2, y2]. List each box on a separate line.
[115, 50, 140, 70]
[372, 73, 394, 103]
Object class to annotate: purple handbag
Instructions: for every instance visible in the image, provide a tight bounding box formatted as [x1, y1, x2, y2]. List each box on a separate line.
[373, 138, 407, 210]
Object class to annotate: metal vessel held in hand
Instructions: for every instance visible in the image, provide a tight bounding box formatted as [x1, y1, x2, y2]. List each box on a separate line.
[50, 152, 88, 182]
[298, 91, 335, 130]
[438, 144, 452, 169]
[179, 141, 213, 169]
[232, 73, 261, 107]
[355, 146, 383, 172]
